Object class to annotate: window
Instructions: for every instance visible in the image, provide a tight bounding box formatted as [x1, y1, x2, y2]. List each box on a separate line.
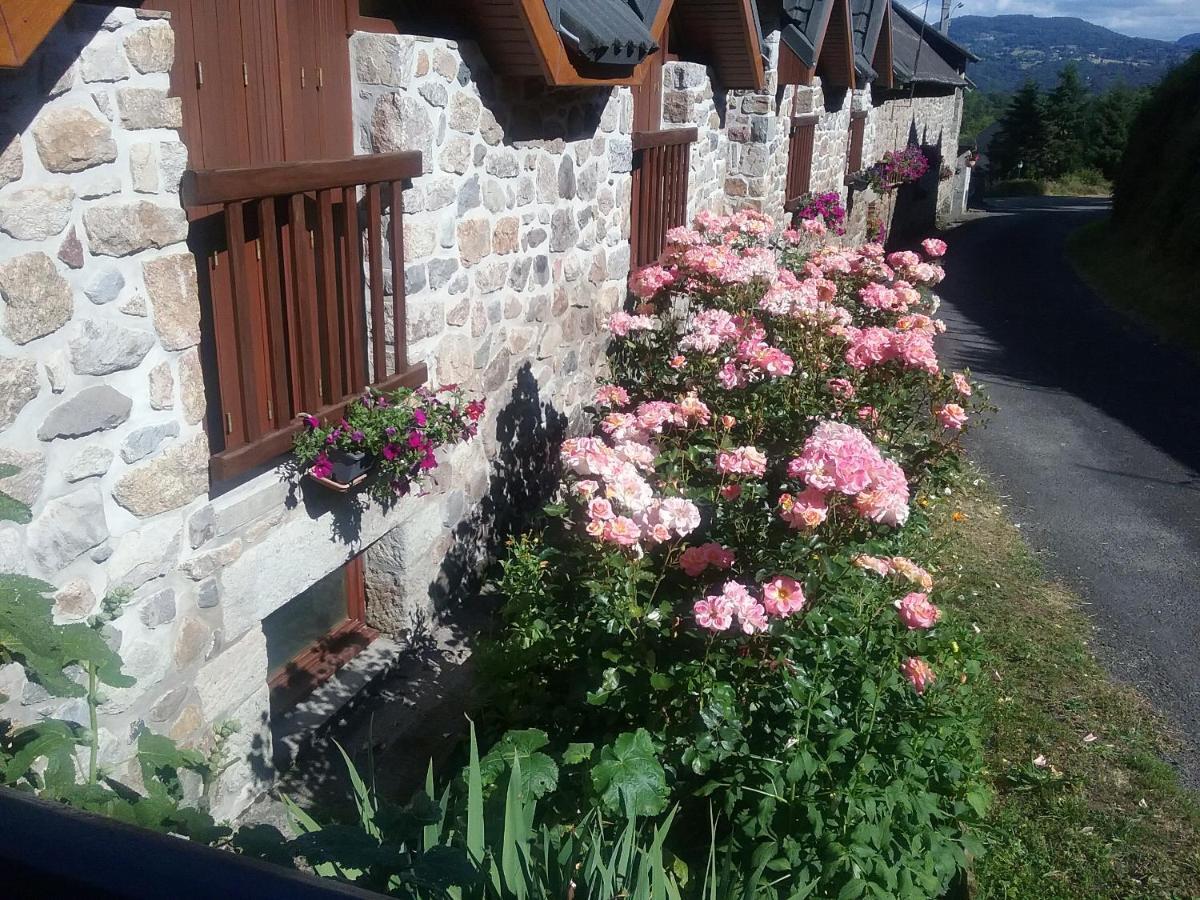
[846, 109, 868, 175]
[265, 557, 377, 711]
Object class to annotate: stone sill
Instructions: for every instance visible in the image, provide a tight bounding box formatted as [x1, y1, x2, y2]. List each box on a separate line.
[271, 636, 400, 769]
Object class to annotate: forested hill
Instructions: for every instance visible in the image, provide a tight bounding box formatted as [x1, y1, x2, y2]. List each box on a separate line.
[948, 15, 1192, 91]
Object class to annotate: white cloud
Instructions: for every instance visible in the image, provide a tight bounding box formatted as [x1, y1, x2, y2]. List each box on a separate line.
[919, 0, 1200, 41]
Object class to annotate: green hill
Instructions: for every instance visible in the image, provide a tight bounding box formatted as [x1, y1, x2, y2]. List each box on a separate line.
[948, 15, 1190, 92]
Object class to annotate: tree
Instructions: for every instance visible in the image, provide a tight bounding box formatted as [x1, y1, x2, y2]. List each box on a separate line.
[1042, 63, 1088, 176]
[1086, 83, 1144, 179]
[991, 80, 1047, 178]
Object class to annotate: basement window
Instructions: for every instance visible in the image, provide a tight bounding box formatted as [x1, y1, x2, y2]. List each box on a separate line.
[265, 557, 377, 712]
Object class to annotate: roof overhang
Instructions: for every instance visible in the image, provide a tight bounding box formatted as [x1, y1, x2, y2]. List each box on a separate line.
[0, 0, 74, 68]
[671, 0, 765, 90]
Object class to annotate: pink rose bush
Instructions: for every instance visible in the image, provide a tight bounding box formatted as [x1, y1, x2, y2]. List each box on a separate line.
[485, 210, 989, 898]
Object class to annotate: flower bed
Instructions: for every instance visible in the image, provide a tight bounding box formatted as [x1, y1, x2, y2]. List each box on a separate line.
[477, 213, 990, 895]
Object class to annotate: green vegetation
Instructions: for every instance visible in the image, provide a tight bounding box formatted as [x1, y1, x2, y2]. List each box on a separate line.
[961, 90, 1009, 145]
[924, 472, 1200, 898]
[1068, 219, 1200, 357]
[989, 65, 1147, 184]
[989, 170, 1111, 198]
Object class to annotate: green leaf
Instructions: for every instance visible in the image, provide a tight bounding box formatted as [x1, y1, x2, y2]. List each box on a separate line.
[411, 845, 478, 889]
[137, 731, 207, 800]
[479, 728, 558, 799]
[466, 719, 485, 866]
[0, 489, 31, 525]
[591, 729, 668, 817]
[4, 719, 80, 786]
[562, 742, 595, 766]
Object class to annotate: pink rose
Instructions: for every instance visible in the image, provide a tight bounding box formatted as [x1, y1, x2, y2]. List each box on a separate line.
[853, 554, 892, 577]
[901, 657, 936, 694]
[587, 498, 615, 521]
[762, 575, 806, 617]
[720, 484, 742, 501]
[936, 403, 968, 430]
[693, 597, 733, 632]
[896, 592, 941, 630]
[952, 372, 972, 397]
[921, 237, 948, 258]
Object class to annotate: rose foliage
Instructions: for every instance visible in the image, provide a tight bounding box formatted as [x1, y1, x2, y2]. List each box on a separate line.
[477, 209, 990, 897]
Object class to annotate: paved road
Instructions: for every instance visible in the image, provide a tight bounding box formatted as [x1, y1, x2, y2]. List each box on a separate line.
[935, 197, 1200, 784]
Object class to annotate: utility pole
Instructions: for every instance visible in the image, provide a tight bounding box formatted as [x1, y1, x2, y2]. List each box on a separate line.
[939, 0, 952, 33]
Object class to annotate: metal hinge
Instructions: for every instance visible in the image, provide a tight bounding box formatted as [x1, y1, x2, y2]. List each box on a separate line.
[224, 412, 233, 434]
[300, 67, 306, 88]
[255, 238, 262, 260]
[242, 62, 249, 87]
[317, 66, 324, 89]
[267, 399, 275, 421]
[196, 60, 204, 87]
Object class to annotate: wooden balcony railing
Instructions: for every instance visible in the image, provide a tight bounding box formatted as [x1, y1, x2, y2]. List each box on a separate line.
[181, 151, 426, 482]
[630, 127, 698, 269]
[783, 113, 818, 222]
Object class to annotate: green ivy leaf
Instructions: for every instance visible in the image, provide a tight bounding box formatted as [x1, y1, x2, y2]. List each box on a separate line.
[591, 729, 668, 817]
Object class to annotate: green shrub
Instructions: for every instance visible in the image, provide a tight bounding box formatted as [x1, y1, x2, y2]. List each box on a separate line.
[473, 213, 990, 897]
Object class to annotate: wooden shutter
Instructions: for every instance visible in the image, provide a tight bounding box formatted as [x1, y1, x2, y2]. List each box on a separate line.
[847, 109, 867, 174]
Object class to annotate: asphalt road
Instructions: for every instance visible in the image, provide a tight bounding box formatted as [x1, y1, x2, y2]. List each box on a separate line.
[934, 197, 1200, 784]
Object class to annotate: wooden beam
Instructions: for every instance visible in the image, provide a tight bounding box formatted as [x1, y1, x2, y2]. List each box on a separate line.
[0, 0, 73, 68]
[181, 151, 422, 206]
[515, 0, 679, 87]
[815, 0, 856, 90]
[872, 2, 894, 89]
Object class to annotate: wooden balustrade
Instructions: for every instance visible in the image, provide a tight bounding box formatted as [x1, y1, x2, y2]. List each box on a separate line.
[630, 127, 698, 269]
[181, 151, 425, 482]
[783, 113, 818, 222]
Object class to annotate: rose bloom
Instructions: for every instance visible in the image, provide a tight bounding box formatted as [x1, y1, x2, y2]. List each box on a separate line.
[658, 497, 702, 537]
[602, 516, 642, 547]
[896, 592, 941, 630]
[669, 355, 687, 370]
[693, 597, 734, 632]
[679, 542, 734, 577]
[936, 403, 968, 430]
[826, 377, 856, 400]
[720, 483, 742, 501]
[778, 487, 828, 529]
[889, 556, 933, 590]
[572, 479, 600, 499]
[762, 575, 806, 617]
[594, 385, 630, 408]
[721, 415, 737, 430]
[952, 371, 972, 397]
[901, 657, 936, 695]
[587, 498, 615, 521]
[921, 237, 948, 258]
[853, 553, 892, 577]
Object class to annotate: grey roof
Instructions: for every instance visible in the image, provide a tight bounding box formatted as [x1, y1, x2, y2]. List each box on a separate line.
[850, 0, 886, 82]
[889, 0, 975, 85]
[547, 0, 663, 68]
[780, 0, 833, 69]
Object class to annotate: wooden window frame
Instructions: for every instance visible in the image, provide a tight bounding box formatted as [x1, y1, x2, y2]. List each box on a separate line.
[267, 556, 378, 712]
[181, 151, 428, 483]
[783, 113, 819, 215]
[846, 109, 868, 177]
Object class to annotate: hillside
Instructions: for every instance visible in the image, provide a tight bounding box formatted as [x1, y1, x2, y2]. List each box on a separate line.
[1180, 33, 1200, 49]
[948, 15, 1192, 92]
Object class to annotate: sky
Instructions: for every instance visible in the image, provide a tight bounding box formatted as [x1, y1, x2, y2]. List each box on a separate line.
[917, 0, 1200, 41]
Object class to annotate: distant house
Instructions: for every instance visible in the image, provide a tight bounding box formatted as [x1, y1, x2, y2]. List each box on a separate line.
[0, 0, 971, 818]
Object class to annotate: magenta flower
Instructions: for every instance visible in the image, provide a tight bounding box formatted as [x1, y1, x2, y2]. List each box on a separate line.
[310, 453, 333, 479]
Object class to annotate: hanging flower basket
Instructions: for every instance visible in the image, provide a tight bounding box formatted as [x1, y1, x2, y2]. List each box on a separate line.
[294, 385, 484, 501]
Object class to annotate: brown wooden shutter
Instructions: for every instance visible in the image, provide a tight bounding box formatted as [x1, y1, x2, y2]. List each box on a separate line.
[847, 109, 867, 175]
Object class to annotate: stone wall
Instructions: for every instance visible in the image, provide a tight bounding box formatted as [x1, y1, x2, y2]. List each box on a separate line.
[0, 9, 630, 822]
[349, 32, 633, 634]
[661, 61, 727, 222]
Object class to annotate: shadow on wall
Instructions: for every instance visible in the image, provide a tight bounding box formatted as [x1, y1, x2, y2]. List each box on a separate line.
[887, 119, 945, 245]
[430, 361, 567, 616]
[253, 364, 569, 819]
[0, 7, 106, 151]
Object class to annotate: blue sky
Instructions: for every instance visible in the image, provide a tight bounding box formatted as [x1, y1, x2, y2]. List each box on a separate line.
[924, 0, 1200, 41]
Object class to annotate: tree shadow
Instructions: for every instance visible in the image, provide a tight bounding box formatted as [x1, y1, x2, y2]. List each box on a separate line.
[243, 363, 568, 823]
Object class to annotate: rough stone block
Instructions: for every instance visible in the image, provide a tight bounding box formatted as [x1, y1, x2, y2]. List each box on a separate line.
[0, 358, 39, 430]
[83, 201, 188, 256]
[111, 433, 208, 517]
[120, 421, 180, 463]
[38, 386, 132, 440]
[124, 21, 174, 74]
[27, 485, 108, 573]
[69, 319, 155, 376]
[143, 253, 201, 350]
[0, 184, 74, 241]
[117, 87, 182, 129]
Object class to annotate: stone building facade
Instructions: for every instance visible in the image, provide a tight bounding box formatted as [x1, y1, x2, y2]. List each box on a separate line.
[0, 0, 969, 820]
